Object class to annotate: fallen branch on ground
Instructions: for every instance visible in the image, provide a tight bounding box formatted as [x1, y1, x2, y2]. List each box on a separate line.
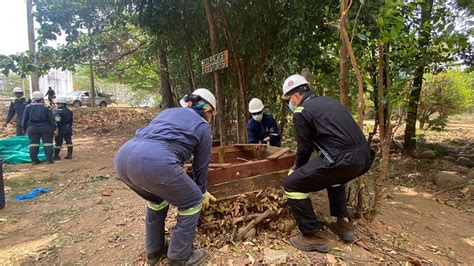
[433, 184, 467, 196]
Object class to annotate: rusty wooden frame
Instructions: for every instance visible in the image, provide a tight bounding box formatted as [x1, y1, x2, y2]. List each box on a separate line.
[207, 144, 295, 188]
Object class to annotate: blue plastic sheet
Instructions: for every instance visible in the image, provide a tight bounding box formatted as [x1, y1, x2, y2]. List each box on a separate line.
[15, 187, 51, 201]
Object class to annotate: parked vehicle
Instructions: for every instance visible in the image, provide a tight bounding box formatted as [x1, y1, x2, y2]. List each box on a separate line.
[66, 91, 113, 107]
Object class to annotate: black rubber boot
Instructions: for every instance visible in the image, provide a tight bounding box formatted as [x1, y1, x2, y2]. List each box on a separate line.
[30, 146, 40, 164]
[65, 147, 73, 159]
[168, 249, 207, 266]
[45, 145, 54, 164]
[53, 148, 61, 160]
[146, 240, 169, 266]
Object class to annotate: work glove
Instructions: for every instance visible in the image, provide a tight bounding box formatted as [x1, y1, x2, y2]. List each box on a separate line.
[202, 191, 216, 209]
[287, 169, 295, 176]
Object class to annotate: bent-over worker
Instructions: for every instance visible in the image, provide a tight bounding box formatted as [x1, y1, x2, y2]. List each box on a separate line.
[115, 88, 217, 265]
[282, 74, 374, 253]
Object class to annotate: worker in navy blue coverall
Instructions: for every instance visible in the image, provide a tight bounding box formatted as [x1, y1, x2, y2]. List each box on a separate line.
[246, 98, 281, 147]
[3, 87, 30, 136]
[115, 88, 217, 265]
[53, 96, 74, 160]
[281, 75, 374, 253]
[22, 91, 55, 165]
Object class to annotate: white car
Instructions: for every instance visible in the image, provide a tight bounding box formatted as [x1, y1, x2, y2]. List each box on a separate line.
[66, 91, 113, 107]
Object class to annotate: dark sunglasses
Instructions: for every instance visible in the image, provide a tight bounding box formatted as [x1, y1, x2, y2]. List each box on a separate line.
[251, 111, 263, 115]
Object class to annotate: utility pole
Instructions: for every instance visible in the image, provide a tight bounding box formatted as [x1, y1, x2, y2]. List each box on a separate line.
[27, 0, 40, 92]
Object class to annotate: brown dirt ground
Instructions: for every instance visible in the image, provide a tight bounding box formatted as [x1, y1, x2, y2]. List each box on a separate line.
[0, 107, 473, 264]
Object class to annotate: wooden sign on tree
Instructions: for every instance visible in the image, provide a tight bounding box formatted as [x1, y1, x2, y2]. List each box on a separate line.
[201, 50, 229, 74]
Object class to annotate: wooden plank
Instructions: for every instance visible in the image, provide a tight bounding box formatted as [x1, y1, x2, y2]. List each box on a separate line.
[207, 154, 295, 185]
[209, 169, 288, 199]
[217, 146, 225, 163]
[184, 163, 232, 168]
[267, 148, 291, 160]
[232, 144, 260, 147]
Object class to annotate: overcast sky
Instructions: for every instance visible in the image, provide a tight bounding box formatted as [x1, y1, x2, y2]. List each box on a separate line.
[0, 1, 28, 55]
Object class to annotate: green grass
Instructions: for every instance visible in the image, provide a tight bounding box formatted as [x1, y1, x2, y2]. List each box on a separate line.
[4, 177, 37, 189]
[4, 175, 59, 197]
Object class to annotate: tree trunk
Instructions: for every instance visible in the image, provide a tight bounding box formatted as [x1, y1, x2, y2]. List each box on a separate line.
[337, 0, 367, 215]
[369, 43, 392, 221]
[89, 63, 95, 107]
[220, 2, 248, 143]
[403, 0, 434, 154]
[339, 0, 350, 108]
[182, 2, 196, 91]
[87, 28, 96, 107]
[26, 0, 39, 92]
[419, 118, 426, 130]
[204, 0, 227, 145]
[159, 48, 175, 109]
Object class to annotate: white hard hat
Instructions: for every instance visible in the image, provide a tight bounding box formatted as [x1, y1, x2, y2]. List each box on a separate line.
[248, 98, 264, 113]
[56, 96, 67, 104]
[13, 87, 24, 93]
[282, 74, 309, 96]
[192, 88, 216, 111]
[32, 91, 44, 100]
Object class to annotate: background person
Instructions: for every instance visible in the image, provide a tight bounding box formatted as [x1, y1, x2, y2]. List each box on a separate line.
[246, 98, 281, 147]
[3, 87, 30, 136]
[22, 91, 55, 165]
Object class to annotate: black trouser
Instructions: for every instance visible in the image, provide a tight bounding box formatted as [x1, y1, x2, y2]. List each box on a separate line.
[54, 131, 73, 148]
[284, 147, 374, 235]
[16, 124, 25, 136]
[27, 125, 53, 162]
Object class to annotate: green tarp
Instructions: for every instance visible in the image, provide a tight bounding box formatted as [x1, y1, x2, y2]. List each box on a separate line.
[0, 136, 46, 164]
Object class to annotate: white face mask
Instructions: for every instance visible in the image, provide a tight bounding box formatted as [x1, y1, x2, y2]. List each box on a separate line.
[253, 113, 263, 122]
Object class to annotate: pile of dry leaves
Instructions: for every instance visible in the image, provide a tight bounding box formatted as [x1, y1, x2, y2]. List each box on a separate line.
[72, 107, 157, 136]
[197, 188, 296, 247]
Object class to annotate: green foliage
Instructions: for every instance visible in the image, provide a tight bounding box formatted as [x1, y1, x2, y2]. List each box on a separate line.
[426, 116, 448, 131]
[0, 74, 28, 97]
[418, 70, 473, 130]
[0, 0, 471, 140]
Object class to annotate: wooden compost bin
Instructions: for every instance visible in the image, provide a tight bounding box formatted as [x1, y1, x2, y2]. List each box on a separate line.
[207, 144, 295, 199]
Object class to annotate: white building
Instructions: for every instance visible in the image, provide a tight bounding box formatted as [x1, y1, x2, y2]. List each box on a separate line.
[30, 69, 74, 96]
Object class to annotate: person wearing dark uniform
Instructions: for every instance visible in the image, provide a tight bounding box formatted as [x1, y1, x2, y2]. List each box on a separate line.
[53, 96, 74, 160]
[246, 98, 281, 147]
[281, 74, 374, 253]
[22, 91, 55, 165]
[3, 87, 30, 136]
[45, 86, 56, 106]
[115, 88, 217, 265]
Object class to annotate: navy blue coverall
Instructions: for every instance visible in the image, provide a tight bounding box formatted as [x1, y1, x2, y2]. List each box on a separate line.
[54, 106, 74, 157]
[284, 92, 374, 235]
[5, 97, 30, 136]
[21, 102, 55, 163]
[114, 107, 212, 261]
[45, 88, 55, 105]
[247, 113, 281, 147]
